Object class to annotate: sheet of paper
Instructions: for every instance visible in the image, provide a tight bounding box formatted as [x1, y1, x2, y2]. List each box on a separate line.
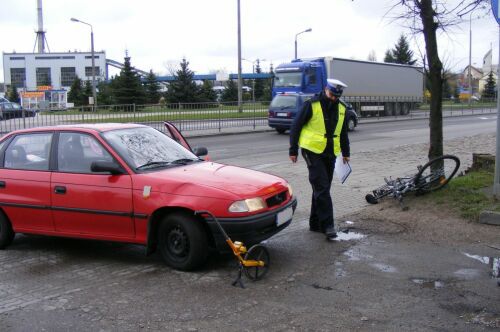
[334, 154, 352, 184]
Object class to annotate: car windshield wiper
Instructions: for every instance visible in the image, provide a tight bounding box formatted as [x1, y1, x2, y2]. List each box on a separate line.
[279, 105, 295, 110]
[169, 158, 200, 165]
[136, 161, 171, 170]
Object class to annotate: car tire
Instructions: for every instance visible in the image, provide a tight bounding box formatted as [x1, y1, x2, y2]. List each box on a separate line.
[0, 212, 15, 249]
[276, 128, 287, 134]
[158, 212, 208, 271]
[347, 118, 356, 132]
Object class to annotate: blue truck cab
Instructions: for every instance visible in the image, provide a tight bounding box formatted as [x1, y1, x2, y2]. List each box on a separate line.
[272, 58, 327, 97]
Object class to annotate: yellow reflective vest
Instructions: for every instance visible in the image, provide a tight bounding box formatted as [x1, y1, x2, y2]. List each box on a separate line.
[298, 101, 346, 155]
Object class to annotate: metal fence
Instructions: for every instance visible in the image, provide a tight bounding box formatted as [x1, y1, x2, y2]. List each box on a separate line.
[1, 97, 497, 136]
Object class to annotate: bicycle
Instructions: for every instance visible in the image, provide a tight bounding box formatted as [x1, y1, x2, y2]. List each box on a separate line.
[365, 155, 460, 206]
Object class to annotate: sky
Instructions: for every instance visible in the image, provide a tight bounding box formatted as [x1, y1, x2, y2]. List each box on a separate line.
[0, 0, 498, 79]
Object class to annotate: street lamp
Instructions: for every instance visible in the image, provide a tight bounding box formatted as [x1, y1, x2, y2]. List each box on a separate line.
[295, 28, 312, 59]
[242, 58, 266, 103]
[468, 12, 472, 109]
[71, 17, 97, 110]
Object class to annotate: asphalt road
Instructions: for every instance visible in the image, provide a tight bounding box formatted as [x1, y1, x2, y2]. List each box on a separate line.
[189, 114, 498, 164]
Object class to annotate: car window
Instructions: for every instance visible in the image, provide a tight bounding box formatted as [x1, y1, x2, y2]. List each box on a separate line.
[58, 132, 114, 173]
[4, 133, 53, 171]
[102, 126, 198, 170]
[270, 95, 297, 108]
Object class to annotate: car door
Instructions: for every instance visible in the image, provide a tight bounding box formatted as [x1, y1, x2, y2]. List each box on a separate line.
[50, 131, 135, 239]
[163, 121, 209, 159]
[0, 132, 54, 232]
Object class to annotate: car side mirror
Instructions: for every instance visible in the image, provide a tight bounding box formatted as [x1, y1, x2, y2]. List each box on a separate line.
[91, 161, 126, 175]
[192, 146, 208, 157]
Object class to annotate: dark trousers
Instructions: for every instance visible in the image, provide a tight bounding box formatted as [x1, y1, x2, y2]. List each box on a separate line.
[302, 149, 336, 231]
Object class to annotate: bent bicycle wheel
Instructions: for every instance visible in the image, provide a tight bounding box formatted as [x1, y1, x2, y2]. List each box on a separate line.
[243, 244, 270, 281]
[415, 155, 460, 194]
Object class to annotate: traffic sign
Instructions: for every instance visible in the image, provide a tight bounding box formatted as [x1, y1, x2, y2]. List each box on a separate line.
[492, 0, 500, 24]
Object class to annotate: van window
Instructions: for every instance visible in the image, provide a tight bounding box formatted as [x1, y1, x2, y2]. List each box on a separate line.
[270, 95, 297, 108]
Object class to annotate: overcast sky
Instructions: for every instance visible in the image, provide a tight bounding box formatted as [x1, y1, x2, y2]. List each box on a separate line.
[0, 0, 498, 79]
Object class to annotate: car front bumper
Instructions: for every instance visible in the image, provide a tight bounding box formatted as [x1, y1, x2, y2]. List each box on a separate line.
[204, 197, 297, 252]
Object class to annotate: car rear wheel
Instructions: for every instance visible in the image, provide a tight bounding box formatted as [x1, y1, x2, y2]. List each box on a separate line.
[347, 118, 356, 132]
[276, 128, 287, 134]
[158, 212, 208, 270]
[0, 212, 15, 249]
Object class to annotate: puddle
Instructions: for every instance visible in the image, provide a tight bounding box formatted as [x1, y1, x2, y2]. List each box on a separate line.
[411, 278, 445, 289]
[370, 262, 398, 273]
[463, 253, 500, 278]
[343, 248, 373, 261]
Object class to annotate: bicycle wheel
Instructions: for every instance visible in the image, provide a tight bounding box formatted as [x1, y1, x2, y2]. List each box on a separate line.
[415, 155, 460, 193]
[243, 244, 270, 281]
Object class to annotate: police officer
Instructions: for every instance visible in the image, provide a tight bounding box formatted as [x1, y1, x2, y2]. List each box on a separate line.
[289, 79, 350, 241]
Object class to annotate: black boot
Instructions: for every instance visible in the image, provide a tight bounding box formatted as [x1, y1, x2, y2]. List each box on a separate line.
[325, 226, 337, 241]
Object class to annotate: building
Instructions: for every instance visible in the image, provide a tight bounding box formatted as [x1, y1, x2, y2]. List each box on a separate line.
[2, 51, 107, 109]
[460, 50, 498, 98]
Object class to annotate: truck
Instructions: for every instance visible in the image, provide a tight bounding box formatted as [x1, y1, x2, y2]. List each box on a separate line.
[272, 57, 424, 116]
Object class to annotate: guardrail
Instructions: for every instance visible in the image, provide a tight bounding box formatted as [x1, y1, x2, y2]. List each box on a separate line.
[0, 97, 497, 135]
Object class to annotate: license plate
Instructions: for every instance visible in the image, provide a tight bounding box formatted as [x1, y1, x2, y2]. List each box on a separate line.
[276, 112, 288, 117]
[276, 206, 293, 226]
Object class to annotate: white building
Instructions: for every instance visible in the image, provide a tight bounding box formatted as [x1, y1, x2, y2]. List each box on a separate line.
[2, 51, 107, 91]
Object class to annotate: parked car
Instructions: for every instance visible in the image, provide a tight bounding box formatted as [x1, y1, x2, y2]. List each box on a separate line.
[268, 93, 358, 133]
[0, 122, 296, 270]
[0, 102, 37, 120]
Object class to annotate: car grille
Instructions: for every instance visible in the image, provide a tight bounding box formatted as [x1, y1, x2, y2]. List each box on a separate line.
[266, 191, 287, 208]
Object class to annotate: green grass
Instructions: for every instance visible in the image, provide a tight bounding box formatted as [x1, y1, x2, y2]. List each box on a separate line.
[428, 169, 500, 221]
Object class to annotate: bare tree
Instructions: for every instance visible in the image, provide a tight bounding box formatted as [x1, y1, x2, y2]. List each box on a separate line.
[367, 50, 377, 61]
[391, 0, 489, 160]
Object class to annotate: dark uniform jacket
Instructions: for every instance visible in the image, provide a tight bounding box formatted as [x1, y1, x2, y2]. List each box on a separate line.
[289, 91, 350, 158]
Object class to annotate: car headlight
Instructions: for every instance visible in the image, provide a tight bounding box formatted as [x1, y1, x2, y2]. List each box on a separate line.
[228, 198, 266, 213]
[287, 184, 293, 197]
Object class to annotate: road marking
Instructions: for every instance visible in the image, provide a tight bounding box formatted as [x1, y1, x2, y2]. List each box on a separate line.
[478, 116, 497, 120]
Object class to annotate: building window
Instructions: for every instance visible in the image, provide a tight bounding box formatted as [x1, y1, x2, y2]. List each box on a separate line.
[9, 56, 25, 60]
[10, 68, 26, 88]
[36, 67, 52, 86]
[85, 55, 100, 59]
[60, 67, 76, 86]
[85, 66, 100, 77]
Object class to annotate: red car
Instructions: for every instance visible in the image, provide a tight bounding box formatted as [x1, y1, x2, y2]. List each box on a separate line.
[0, 122, 296, 270]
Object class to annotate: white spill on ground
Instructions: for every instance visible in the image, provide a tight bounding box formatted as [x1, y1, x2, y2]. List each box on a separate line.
[334, 231, 366, 241]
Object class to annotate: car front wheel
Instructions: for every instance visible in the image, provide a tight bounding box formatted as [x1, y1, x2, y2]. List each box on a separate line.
[158, 212, 208, 270]
[0, 212, 15, 249]
[347, 118, 356, 132]
[276, 128, 287, 134]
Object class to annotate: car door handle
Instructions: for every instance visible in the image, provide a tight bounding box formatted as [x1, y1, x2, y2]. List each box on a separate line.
[54, 186, 66, 194]
[0, 181, 5, 188]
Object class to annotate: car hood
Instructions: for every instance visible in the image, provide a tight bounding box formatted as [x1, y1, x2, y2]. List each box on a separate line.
[134, 161, 288, 199]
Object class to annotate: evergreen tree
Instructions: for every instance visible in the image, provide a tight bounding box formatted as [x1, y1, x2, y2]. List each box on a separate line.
[144, 70, 161, 104]
[83, 80, 93, 106]
[262, 63, 274, 102]
[221, 80, 238, 103]
[165, 58, 199, 103]
[112, 54, 146, 105]
[198, 80, 218, 103]
[7, 86, 20, 103]
[97, 80, 114, 105]
[384, 50, 395, 63]
[254, 59, 265, 101]
[482, 71, 496, 99]
[68, 77, 84, 106]
[384, 34, 416, 65]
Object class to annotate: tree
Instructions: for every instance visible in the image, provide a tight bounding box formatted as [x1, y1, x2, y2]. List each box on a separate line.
[482, 71, 496, 100]
[392, 0, 488, 161]
[254, 59, 265, 101]
[221, 80, 238, 103]
[384, 34, 416, 65]
[198, 80, 218, 103]
[83, 80, 93, 106]
[96, 80, 114, 106]
[367, 50, 377, 61]
[68, 77, 84, 106]
[165, 58, 199, 103]
[112, 54, 146, 105]
[144, 70, 161, 104]
[7, 86, 20, 103]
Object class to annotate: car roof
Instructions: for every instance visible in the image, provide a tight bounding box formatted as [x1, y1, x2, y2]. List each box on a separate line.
[5, 123, 147, 135]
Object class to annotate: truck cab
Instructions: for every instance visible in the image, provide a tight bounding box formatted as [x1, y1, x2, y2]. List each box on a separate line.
[273, 59, 326, 97]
